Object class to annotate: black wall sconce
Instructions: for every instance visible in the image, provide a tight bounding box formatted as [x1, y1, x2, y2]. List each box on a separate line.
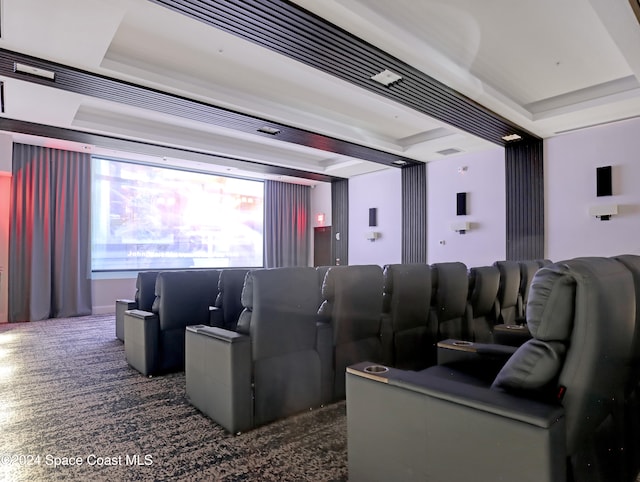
[456, 192, 467, 216]
[369, 207, 377, 227]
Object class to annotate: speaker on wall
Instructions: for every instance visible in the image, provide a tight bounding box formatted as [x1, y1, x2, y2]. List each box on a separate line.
[369, 207, 377, 227]
[596, 166, 613, 197]
[456, 192, 467, 216]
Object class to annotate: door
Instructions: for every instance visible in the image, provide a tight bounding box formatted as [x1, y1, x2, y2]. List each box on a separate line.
[313, 226, 332, 267]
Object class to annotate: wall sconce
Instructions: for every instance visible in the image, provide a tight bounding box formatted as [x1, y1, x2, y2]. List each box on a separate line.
[369, 208, 377, 227]
[456, 192, 467, 215]
[366, 231, 381, 241]
[589, 204, 618, 221]
[451, 221, 471, 234]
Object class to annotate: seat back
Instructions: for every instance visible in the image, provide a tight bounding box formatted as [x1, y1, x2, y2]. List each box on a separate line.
[431, 262, 469, 340]
[493, 260, 521, 325]
[244, 267, 323, 425]
[318, 264, 384, 399]
[466, 265, 500, 343]
[382, 263, 434, 369]
[315, 265, 332, 312]
[517, 260, 541, 319]
[612, 254, 640, 480]
[213, 269, 250, 330]
[135, 271, 159, 311]
[152, 269, 221, 371]
[492, 258, 635, 478]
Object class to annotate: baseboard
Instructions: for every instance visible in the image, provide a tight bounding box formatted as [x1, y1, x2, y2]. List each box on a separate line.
[93, 305, 116, 315]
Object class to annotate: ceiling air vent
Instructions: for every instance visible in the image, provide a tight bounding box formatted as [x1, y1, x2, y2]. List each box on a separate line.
[436, 148, 462, 156]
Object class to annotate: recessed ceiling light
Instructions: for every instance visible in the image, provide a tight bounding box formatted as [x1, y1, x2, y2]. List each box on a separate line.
[392, 159, 408, 166]
[371, 69, 403, 87]
[13, 62, 56, 81]
[257, 126, 281, 135]
[502, 133, 522, 142]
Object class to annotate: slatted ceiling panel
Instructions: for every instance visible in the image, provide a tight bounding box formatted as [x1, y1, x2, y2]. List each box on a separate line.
[0, 116, 340, 182]
[0, 48, 418, 168]
[149, 0, 539, 146]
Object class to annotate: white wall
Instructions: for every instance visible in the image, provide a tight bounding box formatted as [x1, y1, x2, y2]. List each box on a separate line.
[348, 168, 402, 266]
[427, 148, 506, 267]
[546, 117, 640, 260]
[92, 276, 137, 314]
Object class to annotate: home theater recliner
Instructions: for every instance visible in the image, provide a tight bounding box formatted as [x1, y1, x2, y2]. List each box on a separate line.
[124, 269, 220, 376]
[346, 257, 637, 482]
[209, 268, 250, 330]
[115, 270, 159, 342]
[184, 267, 329, 434]
[317, 264, 385, 401]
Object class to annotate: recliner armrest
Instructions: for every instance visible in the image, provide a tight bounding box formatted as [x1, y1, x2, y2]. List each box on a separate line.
[437, 339, 517, 365]
[115, 299, 138, 341]
[493, 323, 532, 346]
[185, 326, 252, 434]
[124, 309, 160, 376]
[346, 362, 566, 482]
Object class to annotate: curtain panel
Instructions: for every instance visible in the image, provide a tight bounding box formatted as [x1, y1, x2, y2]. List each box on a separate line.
[264, 180, 310, 268]
[9, 144, 92, 321]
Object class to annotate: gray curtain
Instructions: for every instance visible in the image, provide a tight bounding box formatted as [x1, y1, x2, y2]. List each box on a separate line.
[9, 144, 92, 321]
[264, 180, 310, 267]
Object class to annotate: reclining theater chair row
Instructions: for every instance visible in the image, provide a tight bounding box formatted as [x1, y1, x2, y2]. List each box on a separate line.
[117, 259, 552, 435]
[185, 264, 385, 433]
[380, 258, 550, 370]
[347, 256, 640, 482]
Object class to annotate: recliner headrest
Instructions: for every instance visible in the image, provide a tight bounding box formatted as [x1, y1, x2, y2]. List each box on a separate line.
[526, 265, 575, 341]
[432, 262, 468, 320]
[468, 266, 500, 317]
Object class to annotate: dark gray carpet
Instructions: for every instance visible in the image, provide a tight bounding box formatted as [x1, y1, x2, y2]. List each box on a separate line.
[0, 315, 347, 481]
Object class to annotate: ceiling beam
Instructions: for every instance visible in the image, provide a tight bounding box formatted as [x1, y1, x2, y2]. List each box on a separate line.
[148, 0, 541, 146]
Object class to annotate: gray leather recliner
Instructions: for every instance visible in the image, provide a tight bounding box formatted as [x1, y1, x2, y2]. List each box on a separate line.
[381, 263, 434, 369]
[185, 267, 330, 434]
[115, 270, 159, 341]
[210, 268, 250, 330]
[430, 262, 469, 341]
[318, 264, 384, 401]
[124, 269, 220, 376]
[347, 257, 636, 482]
[465, 265, 500, 343]
[493, 259, 521, 325]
